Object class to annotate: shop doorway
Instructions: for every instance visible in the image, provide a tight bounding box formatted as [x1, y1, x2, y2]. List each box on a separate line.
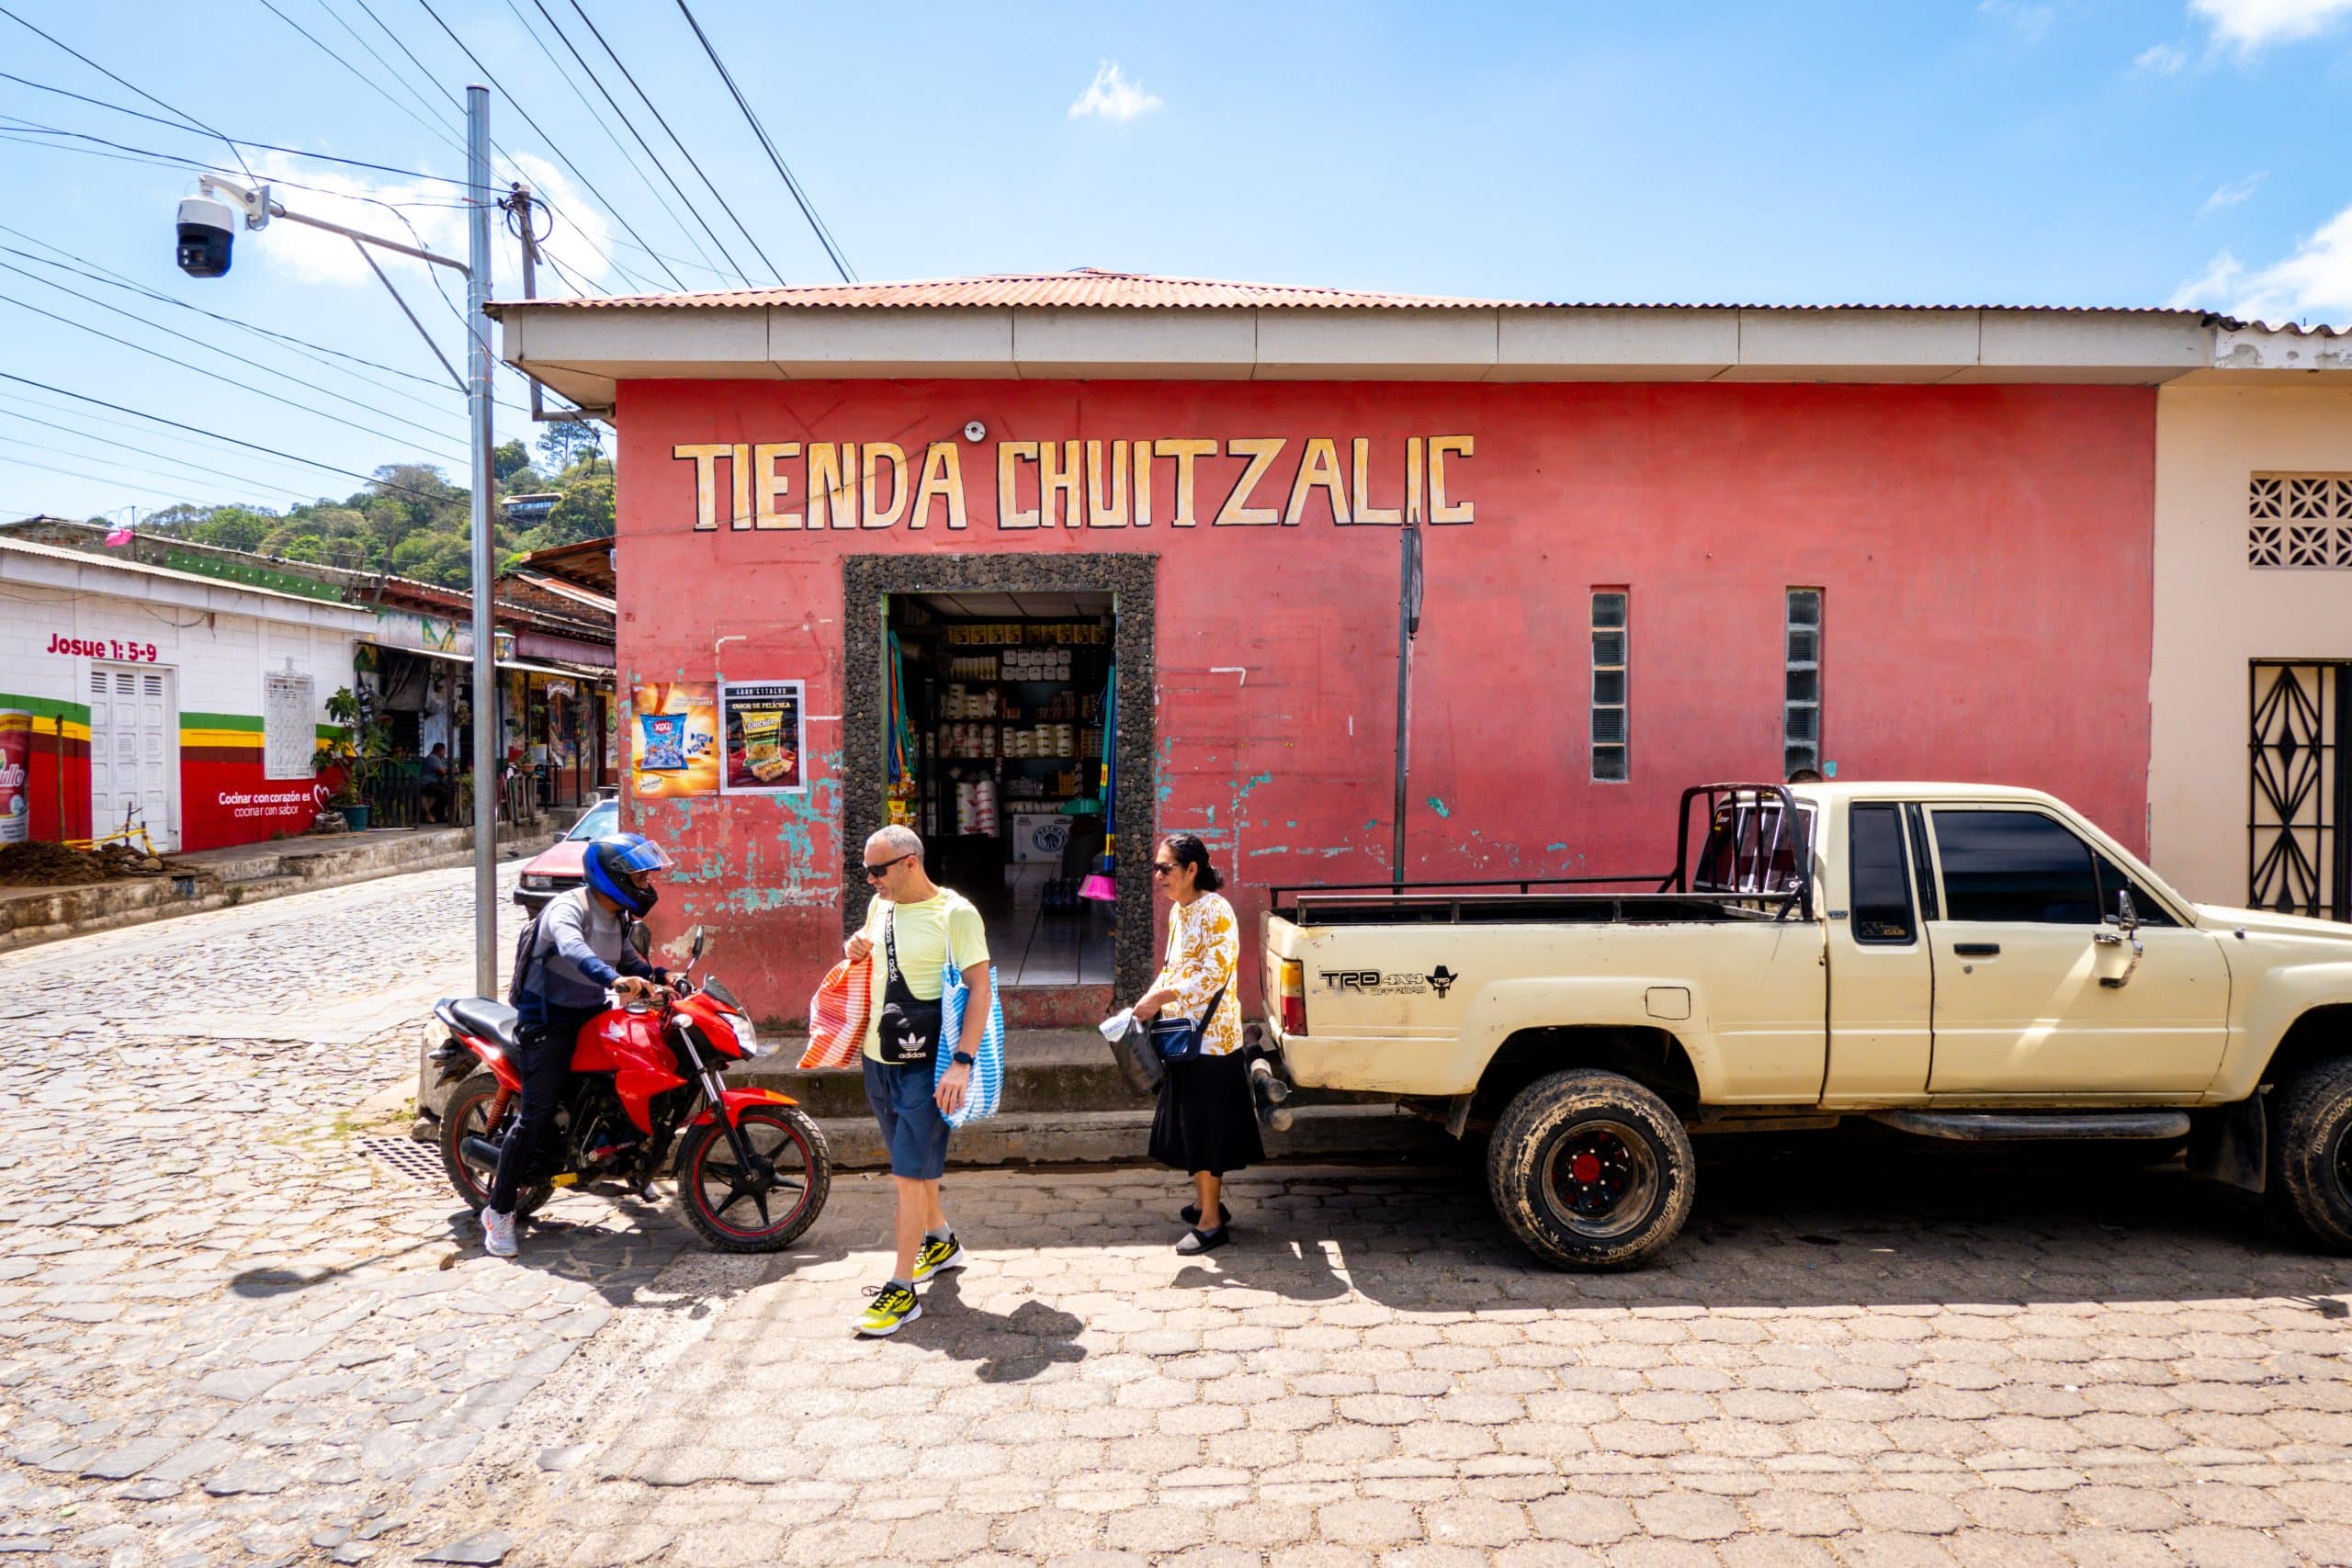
[844, 555, 1157, 1021]
[88, 661, 177, 852]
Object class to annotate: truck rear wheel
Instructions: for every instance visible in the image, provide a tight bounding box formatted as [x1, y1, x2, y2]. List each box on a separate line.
[2268, 1055, 2352, 1252]
[1487, 1069, 1694, 1270]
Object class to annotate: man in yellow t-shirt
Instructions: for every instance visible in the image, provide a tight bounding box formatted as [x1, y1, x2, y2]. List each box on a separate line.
[842, 825, 991, 1337]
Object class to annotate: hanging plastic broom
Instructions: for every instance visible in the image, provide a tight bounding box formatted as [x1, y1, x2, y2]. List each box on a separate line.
[1079, 665, 1116, 902]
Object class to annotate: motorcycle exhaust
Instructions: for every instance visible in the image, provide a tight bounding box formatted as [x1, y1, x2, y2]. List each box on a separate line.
[458, 1135, 503, 1173]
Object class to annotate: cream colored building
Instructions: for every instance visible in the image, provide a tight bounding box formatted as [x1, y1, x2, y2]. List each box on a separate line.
[2152, 324, 2352, 914]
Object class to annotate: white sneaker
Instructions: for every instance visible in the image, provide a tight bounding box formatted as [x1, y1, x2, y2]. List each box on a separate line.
[481, 1208, 519, 1258]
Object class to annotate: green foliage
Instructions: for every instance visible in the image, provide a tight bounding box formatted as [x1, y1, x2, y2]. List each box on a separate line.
[136, 435, 613, 589]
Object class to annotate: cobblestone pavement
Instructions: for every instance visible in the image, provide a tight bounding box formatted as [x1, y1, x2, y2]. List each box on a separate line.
[6, 869, 2352, 1566]
[0, 863, 724, 1566]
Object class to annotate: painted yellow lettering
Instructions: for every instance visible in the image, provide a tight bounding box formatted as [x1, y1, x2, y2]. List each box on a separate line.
[753, 442, 803, 529]
[1038, 439, 1082, 529]
[863, 442, 910, 529]
[1216, 437, 1285, 526]
[911, 442, 967, 530]
[1430, 434, 1474, 525]
[1085, 439, 1129, 527]
[1283, 436, 1349, 527]
[1407, 437, 1424, 525]
[729, 443, 753, 530]
[674, 444, 730, 532]
[808, 442, 862, 529]
[997, 441, 1040, 529]
[1131, 438, 1152, 527]
[1351, 437, 1401, 526]
[1157, 439, 1216, 527]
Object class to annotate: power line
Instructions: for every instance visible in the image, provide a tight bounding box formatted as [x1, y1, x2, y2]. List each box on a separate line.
[0, 386, 387, 493]
[406, 0, 680, 295]
[0, 372, 452, 500]
[0, 420, 322, 506]
[0, 450, 273, 510]
[500, 0, 722, 286]
[309, 0, 463, 138]
[0, 289, 471, 463]
[670, 0, 853, 283]
[0, 255, 469, 436]
[0, 224, 531, 412]
[0, 4, 255, 181]
[560, 0, 785, 284]
[0, 110, 467, 187]
[251, 0, 471, 164]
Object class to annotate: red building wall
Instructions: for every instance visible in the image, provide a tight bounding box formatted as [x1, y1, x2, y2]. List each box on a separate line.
[616, 378, 2156, 1024]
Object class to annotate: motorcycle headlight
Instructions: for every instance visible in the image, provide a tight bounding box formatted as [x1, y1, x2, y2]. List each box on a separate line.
[724, 1014, 763, 1058]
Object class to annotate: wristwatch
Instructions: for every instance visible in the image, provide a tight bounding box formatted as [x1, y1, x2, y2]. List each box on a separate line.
[951, 1050, 976, 1066]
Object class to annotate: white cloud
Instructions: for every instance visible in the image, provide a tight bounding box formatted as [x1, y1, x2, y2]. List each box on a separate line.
[1979, 0, 2054, 41]
[1067, 61, 1163, 122]
[241, 151, 615, 299]
[2228, 204, 2352, 324]
[2166, 252, 2243, 309]
[2133, 40, 2189, 72]
[2199, 172, 2267, 217]
[2190, 0, 2352, 48]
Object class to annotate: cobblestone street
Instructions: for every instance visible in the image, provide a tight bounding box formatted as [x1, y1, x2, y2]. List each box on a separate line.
[2, 870, 2351, 1565]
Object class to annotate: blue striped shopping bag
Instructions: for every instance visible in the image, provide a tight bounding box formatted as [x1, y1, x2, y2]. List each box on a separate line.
[934, 942, 1005, 1126]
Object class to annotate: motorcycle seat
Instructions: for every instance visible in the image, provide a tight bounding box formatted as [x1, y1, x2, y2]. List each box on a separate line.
[447, 997, 520, 1051]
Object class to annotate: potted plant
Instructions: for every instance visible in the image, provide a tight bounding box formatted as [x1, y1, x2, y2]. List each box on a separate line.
[318, 687, 389, 831]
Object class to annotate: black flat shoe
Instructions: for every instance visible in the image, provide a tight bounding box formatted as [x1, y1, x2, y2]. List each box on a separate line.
[1175, 1226, 1227, 1255]
[1180, 1202, 1232, 1229]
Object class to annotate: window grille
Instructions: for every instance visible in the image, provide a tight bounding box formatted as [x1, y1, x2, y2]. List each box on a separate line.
[1591, 591, 1627, 783]
[1785, 589, 1822, 778]
[2250, 474, 2352, 569]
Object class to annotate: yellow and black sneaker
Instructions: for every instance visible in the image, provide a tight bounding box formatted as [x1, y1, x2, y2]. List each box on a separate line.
[910, 1235, 967, 1283]
[854, 1282, 921, 1337]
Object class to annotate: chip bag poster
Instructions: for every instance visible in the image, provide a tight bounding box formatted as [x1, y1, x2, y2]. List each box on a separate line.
[629, 682, 718, 798]
[720, 681, 805, 795]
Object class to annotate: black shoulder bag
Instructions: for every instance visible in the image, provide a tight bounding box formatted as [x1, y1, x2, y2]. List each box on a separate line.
[874, 907, 944, 1065]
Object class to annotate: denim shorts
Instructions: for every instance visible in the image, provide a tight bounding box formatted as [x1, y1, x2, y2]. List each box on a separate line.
[863, 1055, 951, 1180]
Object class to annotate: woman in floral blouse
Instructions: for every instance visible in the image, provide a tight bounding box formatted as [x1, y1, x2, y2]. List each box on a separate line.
[1130, 833, 1261, 1253]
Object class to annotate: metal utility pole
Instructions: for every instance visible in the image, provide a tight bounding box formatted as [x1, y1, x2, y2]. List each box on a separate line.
[465, 85, 497, 999]
[1392, 522, 1422, 890]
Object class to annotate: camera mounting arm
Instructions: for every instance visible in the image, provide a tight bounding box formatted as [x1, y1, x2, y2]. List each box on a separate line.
[196, 175, 470, 275]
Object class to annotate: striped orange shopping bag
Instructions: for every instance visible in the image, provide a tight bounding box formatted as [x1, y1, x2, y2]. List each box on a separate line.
[799, 955, 872, 1069]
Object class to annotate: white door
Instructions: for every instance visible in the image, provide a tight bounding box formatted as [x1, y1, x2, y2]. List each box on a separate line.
[88, 663, 177, 852]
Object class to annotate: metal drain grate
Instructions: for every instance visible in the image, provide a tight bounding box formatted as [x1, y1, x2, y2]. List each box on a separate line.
[361, 1136, 447, 1184]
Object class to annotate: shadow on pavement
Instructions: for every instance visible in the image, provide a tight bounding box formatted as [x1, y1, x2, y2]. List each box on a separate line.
[908, 1271, 1088, 1382]
[1192, 1126, 2352, 1314]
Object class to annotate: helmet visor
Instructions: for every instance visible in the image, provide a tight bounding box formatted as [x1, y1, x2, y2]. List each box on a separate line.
[602, 836, 673, 874]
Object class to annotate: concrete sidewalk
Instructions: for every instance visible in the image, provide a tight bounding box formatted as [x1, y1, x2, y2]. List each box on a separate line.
[0, 819, 548, 952]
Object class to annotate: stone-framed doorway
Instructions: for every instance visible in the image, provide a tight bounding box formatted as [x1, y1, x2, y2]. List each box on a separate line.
[842, 553, 1158, 1005]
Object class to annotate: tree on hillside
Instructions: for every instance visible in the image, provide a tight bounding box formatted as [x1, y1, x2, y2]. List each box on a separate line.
[537, 422, 599, 474]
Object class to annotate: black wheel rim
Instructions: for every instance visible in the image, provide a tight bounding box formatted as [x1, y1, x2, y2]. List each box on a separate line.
[688, 1112, 814, 1240]
[2333, 1122, 2352, 1207]
[1540, 1119, 1661, 1240]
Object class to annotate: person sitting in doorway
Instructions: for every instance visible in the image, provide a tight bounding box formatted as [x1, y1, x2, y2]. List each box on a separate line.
[420, 743, 451, 823]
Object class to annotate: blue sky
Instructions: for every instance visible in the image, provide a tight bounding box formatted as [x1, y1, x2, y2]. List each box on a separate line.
[4, 0, 2350, 525]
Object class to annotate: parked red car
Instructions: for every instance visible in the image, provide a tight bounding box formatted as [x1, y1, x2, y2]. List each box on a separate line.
[514, 798, 618, 912]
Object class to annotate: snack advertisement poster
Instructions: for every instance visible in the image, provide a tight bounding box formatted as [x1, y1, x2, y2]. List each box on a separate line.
[629, 682, 719, 798]
[719, 681, 806, 795]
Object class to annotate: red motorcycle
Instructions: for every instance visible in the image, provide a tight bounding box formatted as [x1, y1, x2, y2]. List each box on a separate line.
[425, 926, 831, 1252]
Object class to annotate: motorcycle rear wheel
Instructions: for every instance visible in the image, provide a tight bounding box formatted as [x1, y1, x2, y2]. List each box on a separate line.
[439, 1071, 552, 1220]
[674, 1104, 831, 1253]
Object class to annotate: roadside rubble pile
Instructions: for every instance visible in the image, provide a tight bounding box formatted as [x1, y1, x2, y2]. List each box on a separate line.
[0, 840, 179, 886]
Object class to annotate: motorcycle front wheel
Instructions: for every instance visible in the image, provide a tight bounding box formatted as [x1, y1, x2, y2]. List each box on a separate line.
[673, 1104, 831, 1253]
[439, 1071, 553, 1219]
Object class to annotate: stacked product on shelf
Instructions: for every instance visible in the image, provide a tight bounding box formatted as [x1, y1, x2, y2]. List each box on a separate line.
[954, 776, 999, 837]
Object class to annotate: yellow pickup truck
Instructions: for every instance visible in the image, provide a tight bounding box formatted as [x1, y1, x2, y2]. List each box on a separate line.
[1259, 782, 2352, 1269]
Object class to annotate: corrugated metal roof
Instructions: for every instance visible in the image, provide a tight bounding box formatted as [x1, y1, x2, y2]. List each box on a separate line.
[491, 268, 2204, 316]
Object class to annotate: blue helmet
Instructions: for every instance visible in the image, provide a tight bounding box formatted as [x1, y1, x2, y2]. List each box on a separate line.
[583, 832, 672, 917]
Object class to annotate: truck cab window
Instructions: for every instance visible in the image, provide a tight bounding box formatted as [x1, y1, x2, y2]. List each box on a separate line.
[1848, 804, 1917, 942]
[1931, 809, 2101, 924]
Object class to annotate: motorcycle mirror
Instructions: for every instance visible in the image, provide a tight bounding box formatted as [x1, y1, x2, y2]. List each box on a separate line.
[691, 925, 707, 961]
[661, 924, 708, 966]
[627, 920, 651, 958]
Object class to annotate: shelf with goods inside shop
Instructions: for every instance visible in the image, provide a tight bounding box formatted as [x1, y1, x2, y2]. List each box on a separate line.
[886, 594, 1114, 946]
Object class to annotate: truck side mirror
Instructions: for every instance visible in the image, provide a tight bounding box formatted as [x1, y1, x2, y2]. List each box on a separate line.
[2115, 888, 2138, 933]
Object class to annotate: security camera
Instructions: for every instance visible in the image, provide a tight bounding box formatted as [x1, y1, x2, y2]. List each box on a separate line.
[175, 193, 235, 278]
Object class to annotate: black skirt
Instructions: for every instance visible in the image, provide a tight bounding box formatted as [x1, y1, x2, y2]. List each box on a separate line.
[1149, 1051, 1265, 1177]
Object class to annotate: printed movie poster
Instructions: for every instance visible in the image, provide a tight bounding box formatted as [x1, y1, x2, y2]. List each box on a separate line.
[628, 681, 718, 798]
[719, 681, 805, 795]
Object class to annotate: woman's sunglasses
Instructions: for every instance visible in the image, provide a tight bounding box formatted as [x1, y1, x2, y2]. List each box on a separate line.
[1150, 861, 1179, 877]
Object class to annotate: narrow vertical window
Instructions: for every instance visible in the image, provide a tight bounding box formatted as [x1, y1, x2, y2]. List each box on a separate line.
[1591, 591, 1628, 782]
[1785, 589, 1821, 779]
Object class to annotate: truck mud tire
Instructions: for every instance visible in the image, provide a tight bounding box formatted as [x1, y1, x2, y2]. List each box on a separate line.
[1487, 1069, 1695, 1270]
[2268, 1055, 2352, 1253]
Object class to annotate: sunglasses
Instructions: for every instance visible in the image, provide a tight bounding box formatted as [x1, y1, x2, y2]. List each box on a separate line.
[1150, 861, 1180, 877]
[864, 853, 915, 879]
